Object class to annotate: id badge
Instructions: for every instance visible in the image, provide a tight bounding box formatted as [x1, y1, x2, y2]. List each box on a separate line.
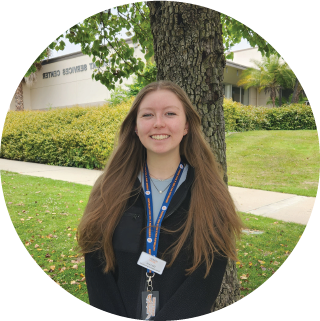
[141, 291, 159, 320]
[137, 251, 166, 275]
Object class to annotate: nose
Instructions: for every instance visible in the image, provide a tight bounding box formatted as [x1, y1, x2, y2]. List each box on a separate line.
[153, 115, 165, 128]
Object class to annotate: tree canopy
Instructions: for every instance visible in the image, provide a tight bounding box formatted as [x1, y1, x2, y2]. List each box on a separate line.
[237, 55, 296, 107]
[30, 2, 279, 90]
[220, 13, 277, 60]
[24, 35, 66, 78]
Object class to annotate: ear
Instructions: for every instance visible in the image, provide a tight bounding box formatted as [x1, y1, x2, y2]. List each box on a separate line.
[135, 125, 138, 135]
[183, 122, 189, 135]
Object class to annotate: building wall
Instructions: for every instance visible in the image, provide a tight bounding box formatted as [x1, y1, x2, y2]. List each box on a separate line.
[257, 90, 270, 107]
[248, 87, 257, 106]
[247, 88, 270, 107]
[13, 42, 144, 111]
[9, 45, 274, 110]
[231, 47, 262, 68]
[223, 66, 241, 85]
[232, 47, 285, 68]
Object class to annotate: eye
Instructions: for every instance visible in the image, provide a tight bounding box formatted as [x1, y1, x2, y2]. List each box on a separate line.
[142, 113, 153, 117]
[166, 112, 176, 116]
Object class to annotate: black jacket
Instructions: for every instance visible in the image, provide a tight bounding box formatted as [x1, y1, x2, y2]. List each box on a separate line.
[85, 165, 228, 320]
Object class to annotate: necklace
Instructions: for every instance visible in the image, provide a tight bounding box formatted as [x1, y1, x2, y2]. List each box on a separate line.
[149, 173, 174, 181]
[150, 177, 171, 194]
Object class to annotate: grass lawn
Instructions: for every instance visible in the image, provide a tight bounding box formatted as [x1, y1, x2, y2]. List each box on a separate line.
[1, 171, 91, 304]
[226, 130, 320, 197]
[1, 170, 306, 303]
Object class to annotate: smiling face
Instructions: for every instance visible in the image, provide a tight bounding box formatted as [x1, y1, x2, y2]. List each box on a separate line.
[135, 89, 188, 159]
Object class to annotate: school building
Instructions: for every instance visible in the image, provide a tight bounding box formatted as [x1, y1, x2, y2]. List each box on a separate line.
[9, 44, 271, 111]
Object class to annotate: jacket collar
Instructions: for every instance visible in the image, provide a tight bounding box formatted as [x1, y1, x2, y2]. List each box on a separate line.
[133, 158, 194, 191]
[133, 158, 195, 220]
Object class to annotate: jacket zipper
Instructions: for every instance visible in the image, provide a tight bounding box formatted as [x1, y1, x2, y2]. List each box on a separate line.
[136, 188, 147, 319]
[164, 166, 193, 221]
[163, 200, 182, 221]
[136, 178, 191, 318]
[163, 181, 191, 221]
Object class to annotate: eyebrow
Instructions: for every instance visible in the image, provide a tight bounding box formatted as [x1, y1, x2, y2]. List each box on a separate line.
[139, 105, 180, 111]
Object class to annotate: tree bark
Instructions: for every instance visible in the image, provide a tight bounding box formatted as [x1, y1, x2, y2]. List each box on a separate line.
[14, 80, 24, 111]
[278, 86, 282, 107]
[148, 1, 228, 184]
[147, 1, 240, 311]
[270, 87, 276, 107]
[291, 78, 302, 104]
[212, 257, 241, 311]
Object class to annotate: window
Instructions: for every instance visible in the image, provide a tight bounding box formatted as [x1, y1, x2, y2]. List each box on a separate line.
[241, 87, 249, 105]
[223, 83, 249, 105]
[224, 84, 232, 99]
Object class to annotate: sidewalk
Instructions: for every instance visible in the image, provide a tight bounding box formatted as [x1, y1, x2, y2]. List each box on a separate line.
[0, 158, 316, 225]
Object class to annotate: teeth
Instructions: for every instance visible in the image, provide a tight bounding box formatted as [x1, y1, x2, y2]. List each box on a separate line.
[151, 135, 169, 140]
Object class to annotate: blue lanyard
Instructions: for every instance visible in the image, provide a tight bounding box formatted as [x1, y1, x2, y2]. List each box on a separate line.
[143, 161, 184, 273]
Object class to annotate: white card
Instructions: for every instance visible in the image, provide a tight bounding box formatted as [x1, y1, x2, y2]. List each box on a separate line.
[137, 251, 167, 275]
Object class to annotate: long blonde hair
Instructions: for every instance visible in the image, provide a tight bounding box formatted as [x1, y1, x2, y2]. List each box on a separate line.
[77, 81, 243, 277]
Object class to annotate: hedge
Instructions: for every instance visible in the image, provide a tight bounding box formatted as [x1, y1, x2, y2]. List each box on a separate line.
[223, 99, 316, 132]
[1, 99, 132, 169]
[1, 98, 316, 169]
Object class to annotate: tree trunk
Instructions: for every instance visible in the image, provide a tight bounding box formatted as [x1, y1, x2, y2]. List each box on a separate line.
[270, 87, 276, 107]
[278, 86, 282, 107]
[291, 78, 302, 104]
[212, 257, 241, 311]
[147, 1, 240, 311]
[14, 80, 24, 111]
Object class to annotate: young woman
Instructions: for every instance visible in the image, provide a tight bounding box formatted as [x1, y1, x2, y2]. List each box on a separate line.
[77, 81, 243, 320]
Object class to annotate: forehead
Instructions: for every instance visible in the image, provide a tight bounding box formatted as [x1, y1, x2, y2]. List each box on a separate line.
[138, 89, 184, 111]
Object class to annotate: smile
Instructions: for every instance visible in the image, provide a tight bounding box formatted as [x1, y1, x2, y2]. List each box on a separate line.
[150, 135, 170, 140]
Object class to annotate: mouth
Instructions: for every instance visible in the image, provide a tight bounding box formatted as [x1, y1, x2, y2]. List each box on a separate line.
[150, 135, 170, 140]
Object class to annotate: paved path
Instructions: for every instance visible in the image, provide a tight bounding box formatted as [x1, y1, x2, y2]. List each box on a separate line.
[0, 159, 316, 225]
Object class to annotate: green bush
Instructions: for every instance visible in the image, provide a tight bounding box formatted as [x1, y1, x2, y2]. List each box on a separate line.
[223, 99, 316, 132]
[105, 86, 131, 107]
[106, 62, 157, 106]
[126, 62, 157, 96]
[1, 99, 132, 169]
[1, 97, 316, 169]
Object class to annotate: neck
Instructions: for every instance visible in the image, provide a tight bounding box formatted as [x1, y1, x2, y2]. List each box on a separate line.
[146, 152, 181, 180]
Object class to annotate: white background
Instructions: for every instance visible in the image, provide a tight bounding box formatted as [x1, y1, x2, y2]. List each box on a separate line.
[0, 1, 319, 320]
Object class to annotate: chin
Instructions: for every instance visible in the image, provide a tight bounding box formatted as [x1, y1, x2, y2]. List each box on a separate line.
[149, 148, 178, 156]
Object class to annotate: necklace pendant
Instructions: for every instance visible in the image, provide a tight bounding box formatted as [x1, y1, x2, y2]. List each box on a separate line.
[159, 191, 162, 194]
